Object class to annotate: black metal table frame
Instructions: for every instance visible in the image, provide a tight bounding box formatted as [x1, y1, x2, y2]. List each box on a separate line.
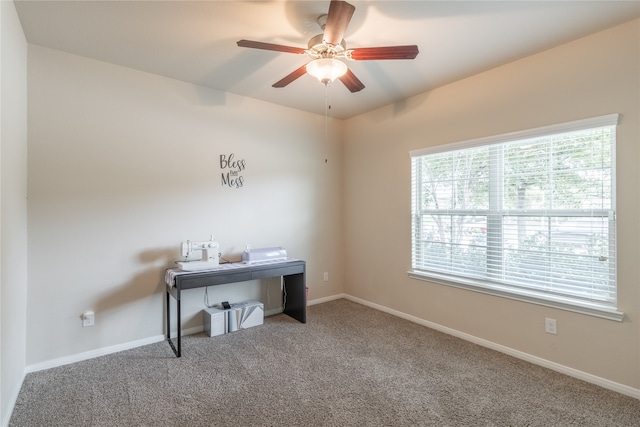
[166, 260, 306, 357]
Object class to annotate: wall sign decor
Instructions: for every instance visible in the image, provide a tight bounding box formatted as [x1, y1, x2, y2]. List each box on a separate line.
[220, 153, 246, 188]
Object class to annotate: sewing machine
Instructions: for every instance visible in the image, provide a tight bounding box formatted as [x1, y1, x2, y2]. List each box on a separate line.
[176, 237, 220, 271]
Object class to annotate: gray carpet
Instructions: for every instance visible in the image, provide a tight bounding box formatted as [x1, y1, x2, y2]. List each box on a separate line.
[9, 299, 640, 426]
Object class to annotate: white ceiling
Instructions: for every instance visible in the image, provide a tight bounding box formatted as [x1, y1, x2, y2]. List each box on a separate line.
[14, 1, 640, 119]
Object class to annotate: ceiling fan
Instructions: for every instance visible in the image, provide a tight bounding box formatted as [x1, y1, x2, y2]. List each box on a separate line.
[237, 0, 419, 93]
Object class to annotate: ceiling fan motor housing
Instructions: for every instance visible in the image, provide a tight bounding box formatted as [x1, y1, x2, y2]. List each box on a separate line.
[308, 34, 347, 59]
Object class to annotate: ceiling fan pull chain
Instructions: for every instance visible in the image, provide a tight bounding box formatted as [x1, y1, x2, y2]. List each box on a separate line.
[325, 83, 329, 164]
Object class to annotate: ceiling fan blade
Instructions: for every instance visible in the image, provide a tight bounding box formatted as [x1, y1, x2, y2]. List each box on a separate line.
[338, 68, 365, 93]
[349, 45, 419, 60]
[323, 1, 355, 46]
[237, 39, 306, 55]
[272, 64, 309, 88]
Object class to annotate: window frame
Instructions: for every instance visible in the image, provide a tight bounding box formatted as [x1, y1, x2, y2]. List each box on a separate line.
[409, 114, 623, 321]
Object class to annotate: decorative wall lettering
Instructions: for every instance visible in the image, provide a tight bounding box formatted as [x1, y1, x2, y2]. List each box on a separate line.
[220, 153, 246, 188]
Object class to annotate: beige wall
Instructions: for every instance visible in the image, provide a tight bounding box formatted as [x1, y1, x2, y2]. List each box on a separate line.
[0, 0, 29, 424]
[26, 46, 344, 366]
[343, 19, 640, 390]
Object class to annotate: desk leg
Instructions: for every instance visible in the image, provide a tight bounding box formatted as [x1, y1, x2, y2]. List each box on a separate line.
[166, 288, 182, 358]
[283, 272, 306, 323]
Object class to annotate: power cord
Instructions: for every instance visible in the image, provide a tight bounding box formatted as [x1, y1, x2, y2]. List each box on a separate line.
[282, 278, 287, 311]
[204, 287, 218, 308]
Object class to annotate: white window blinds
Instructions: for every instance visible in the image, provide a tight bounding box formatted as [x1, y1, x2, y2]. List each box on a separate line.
[410, 115, 618, 313]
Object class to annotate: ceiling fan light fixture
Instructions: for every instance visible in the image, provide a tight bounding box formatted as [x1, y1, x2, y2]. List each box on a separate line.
[306, 58, 347, 84]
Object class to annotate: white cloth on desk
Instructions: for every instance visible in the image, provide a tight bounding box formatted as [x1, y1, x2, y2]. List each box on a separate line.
[165, 269, 189, 288]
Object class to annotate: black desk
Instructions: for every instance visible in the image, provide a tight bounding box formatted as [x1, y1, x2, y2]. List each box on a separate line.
[165, 259, 306, 357]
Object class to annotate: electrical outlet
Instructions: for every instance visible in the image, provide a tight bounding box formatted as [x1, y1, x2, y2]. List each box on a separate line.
[323, 272, 329, 282]
[544, 318, 557, 335]
[82, 311, 95, 327]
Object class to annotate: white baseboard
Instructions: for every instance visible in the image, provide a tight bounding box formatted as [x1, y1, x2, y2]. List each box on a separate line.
[23, 304, 301, 375]
[1, 370, 26, 427]
[21, 295, 339, 372]
[22, 293, 639, 401]
[308, 293, 346, 306]
[343, 294, 640, 400]
[25, 334, 166, 374]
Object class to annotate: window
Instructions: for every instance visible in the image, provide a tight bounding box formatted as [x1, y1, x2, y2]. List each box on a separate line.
[410, 115, 622, 320]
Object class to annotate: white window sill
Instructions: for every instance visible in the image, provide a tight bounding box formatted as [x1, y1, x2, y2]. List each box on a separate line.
[408, 270, 624, 322]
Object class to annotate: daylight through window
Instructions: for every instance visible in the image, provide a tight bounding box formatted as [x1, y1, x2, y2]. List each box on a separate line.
[410, 115, 619, 318]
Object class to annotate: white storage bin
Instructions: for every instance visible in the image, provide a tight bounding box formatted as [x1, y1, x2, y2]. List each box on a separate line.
[203, 307, 227, 337]
[203, 300, 264, 337]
